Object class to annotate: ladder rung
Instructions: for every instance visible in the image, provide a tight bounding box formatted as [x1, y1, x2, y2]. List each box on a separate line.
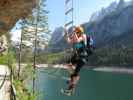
[65, 21, 73, 27]
[65, 8, 73, 15]
[65, 0, 71, 4]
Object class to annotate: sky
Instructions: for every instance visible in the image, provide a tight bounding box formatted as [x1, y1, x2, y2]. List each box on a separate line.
[47, 0, 131, 31]
[11, 0, 131, 42]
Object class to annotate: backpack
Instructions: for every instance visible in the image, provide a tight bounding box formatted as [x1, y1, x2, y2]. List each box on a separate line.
[86, 35, 94, 48]
[85, 35, 94, 55]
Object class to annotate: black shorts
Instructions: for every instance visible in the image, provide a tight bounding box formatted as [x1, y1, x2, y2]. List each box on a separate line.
[70, 48, 87, 75]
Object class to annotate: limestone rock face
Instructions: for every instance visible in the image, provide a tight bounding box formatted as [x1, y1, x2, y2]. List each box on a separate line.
[0, 0, 36, 36]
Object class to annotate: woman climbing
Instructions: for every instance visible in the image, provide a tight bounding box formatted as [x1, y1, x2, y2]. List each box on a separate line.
[62, 26, 91, 96]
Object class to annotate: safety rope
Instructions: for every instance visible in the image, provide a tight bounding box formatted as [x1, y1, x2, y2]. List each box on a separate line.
[6, 35, 17, 100]
[64, 0, 75, 62]
[65, 0, 74, 33]
[17, 20, 24, 80]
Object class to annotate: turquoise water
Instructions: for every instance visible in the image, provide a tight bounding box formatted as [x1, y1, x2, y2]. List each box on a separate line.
[35, 68, 133, 100]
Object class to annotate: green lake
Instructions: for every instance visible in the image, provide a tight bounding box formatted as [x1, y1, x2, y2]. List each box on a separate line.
[34, 67, 133, 100]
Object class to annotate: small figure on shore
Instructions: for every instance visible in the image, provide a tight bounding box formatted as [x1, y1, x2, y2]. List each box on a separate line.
[0, 41, 6, 54]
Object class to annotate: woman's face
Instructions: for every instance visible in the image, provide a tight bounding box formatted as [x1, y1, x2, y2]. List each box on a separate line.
[76, 32, 82, 37]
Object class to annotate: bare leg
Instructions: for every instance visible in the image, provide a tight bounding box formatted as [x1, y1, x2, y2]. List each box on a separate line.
[68, 75, 80, 91]
[64, 63, 75, 74]
[61, 74, 80, 96]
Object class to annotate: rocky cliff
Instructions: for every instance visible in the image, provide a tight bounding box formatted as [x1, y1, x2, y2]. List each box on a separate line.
[0, 0, 36, 36]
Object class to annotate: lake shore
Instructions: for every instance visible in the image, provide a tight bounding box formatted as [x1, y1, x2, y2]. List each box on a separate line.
[34, 64, 133, 74]
[91, 66, 133, 74]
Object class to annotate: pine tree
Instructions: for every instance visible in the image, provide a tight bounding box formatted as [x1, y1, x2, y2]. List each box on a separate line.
[21, 0, 51, 49]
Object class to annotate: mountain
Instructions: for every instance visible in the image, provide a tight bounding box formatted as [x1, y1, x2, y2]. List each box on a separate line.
[46, 27, 71, 52]
[83, 4, 133, 47]
[106, 29, 133, 48]
[89, 1, 117, 22]
[89, 0, 131, 23]
[50, 27, 64, 45]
